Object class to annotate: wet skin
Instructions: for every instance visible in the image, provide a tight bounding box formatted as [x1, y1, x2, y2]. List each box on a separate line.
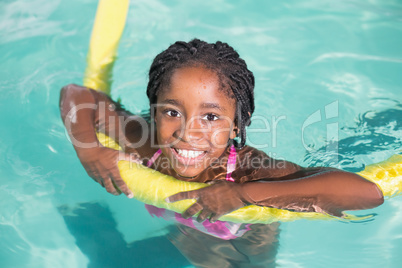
[155, 66, 237, 178]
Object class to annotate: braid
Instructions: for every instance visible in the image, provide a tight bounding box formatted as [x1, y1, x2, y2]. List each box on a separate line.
[147, 39, 255, 148]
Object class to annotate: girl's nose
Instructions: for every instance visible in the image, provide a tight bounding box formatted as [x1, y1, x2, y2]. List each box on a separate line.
[176, 117, 206, 144]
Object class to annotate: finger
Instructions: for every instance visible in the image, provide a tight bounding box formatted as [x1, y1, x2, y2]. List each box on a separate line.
[196, 210, 212, 223]
[88, 167, 108, 187]
[110, 169, 133, 198]
[95, 176, 105, 187]
[166, 190, 200, 203]
[111, 180, 122, 195]
[86, 168, 100, 183]
[103, 178, 119, 195]
[182, 202, 203, 219]
[90, 175, 103, 186]
[210, 213, 222, 223]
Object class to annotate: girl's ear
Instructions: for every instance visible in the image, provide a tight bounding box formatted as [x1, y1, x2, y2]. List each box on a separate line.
[152, 107, 157, 122]
[230, 126, 238, 139]
[230, 118, 239, 139]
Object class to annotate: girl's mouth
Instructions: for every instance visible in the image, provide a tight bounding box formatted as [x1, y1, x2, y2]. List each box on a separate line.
[171, 147, 207, 165]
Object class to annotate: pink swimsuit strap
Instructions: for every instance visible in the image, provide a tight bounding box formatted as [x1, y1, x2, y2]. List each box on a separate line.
[146, 145, 237, 180]
[225, 144, 236, 182]
[146, 149, 162, 167]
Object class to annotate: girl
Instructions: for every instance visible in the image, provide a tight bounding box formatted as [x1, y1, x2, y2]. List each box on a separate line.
[60, 39, 383, 267]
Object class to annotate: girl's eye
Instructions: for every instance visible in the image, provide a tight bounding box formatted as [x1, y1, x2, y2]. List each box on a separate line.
[165, 110, 181, 118]
[202, 113, 219, 121]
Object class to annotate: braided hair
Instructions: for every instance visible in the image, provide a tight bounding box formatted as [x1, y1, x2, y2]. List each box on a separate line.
[146, 39, 255, 148]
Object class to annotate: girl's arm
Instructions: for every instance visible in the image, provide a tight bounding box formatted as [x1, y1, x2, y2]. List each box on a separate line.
[60, 83, 145, 148]
[167, 168, 384, 222]
[60, 84, 148, 196]
[240, 169, 384, 217]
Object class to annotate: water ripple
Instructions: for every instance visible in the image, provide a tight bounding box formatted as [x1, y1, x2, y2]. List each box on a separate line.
[0, 0, 62, 44]
[310, 52, 402, 64]
[303, 102, 402, 170]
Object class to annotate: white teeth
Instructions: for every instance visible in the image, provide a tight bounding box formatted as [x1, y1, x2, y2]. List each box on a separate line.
[176, 149, 204, 158]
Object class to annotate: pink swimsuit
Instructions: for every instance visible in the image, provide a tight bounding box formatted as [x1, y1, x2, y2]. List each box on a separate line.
[145, 145, 251, 240]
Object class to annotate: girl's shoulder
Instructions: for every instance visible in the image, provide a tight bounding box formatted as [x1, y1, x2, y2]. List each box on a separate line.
[233, 146, 303, 183]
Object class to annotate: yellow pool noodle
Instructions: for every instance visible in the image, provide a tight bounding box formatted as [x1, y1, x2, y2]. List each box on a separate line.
[97, 133, 402, 224]
[96, 132, 332, 223]
[357, 154, 402, 198]
[119, 160, 337, 224]
[83, 0, 129, 94]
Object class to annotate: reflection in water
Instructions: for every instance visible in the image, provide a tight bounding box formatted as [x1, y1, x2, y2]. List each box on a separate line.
[60, 202, 280, 267]
[168, 223, 279, 268]
[303, 103, 402, 171]
[59, 203, 190, 268]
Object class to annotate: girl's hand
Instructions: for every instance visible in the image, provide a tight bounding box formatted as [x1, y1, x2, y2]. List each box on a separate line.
[166, 180, 251, 223]
[76, 146, 139, 198]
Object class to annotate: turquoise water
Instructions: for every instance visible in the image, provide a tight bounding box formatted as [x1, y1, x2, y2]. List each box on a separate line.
[1, 0, 402, 267]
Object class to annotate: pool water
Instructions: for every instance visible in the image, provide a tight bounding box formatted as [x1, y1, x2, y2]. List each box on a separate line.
[1, 0, 402, 267]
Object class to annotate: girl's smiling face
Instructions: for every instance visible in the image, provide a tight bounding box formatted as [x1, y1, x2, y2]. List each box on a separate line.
[155, 66, 237, 178]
